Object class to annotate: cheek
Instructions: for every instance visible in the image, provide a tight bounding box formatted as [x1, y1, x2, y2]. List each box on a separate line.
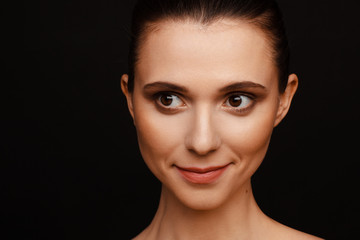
[220, 101, 278, 169]
[133, 103, 186, 176]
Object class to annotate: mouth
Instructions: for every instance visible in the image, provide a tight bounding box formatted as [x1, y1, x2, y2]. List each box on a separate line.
[175, 163, 231, 184]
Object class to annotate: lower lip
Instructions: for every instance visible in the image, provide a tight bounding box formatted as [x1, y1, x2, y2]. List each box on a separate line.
[176, 165, 230, 184]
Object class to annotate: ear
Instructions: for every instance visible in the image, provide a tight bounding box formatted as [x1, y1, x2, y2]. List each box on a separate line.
[274, 74, 298, 127]
[121, 74, 135, 120]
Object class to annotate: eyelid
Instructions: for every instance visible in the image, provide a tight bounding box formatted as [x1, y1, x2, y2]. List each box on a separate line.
[154, 91, 187, 112]
[151, 90, 257, 114]
[222, 92, 256, 114]
[154, 91, 186, 103]
[224, 91, 256, 99]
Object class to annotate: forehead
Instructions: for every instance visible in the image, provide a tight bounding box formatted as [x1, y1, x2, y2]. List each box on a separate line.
[136, 19, 277, 89]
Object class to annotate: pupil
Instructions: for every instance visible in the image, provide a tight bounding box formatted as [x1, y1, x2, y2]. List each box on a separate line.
[161, 95, 173, 106]
[229, 96, 242, 107]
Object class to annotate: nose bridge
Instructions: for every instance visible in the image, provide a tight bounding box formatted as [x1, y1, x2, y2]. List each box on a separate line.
[185, 104, 221, 155]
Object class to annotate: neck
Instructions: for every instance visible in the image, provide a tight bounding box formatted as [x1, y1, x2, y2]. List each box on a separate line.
[141, 180, 272, 240]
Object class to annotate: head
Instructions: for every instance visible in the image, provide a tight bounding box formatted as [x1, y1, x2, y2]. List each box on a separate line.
[121, 0, 298, 210]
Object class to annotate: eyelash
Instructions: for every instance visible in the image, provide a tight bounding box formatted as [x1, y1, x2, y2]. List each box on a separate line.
[153, 92, 186, 112]
[222, 92, 256, 114]
[153, 92, 256, 114]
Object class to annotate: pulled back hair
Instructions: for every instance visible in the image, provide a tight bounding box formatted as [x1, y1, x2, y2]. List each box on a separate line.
[127, 0, 290, 93]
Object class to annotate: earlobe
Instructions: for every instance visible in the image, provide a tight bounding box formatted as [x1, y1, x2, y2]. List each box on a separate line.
[274, 74, 299, 127]
[121, 74, 135, 120]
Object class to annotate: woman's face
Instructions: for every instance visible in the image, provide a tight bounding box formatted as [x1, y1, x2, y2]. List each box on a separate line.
[122, 19, 297, 210]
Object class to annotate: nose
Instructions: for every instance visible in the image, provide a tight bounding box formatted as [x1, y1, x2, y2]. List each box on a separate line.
[185, 106, 221, 156]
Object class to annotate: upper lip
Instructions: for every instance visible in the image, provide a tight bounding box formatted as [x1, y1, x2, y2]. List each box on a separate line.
[175, 163, 231, 173]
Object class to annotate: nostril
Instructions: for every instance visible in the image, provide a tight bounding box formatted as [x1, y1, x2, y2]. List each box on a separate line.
[188, 147, 217, 156]
[185, 110, 221, 156]
[185, 135, 221, 156]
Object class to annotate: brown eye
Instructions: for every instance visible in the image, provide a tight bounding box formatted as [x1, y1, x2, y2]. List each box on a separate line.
[158, 94, 184, 108]
[225, 94, 252, 109]
[160, 94, 174, 106]
[228, 95, 242, 107]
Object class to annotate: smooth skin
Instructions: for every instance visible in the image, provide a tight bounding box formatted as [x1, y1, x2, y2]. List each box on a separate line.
[122, 19, 322, 240]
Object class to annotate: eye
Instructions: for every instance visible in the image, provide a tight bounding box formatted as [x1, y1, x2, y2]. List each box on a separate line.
[224, 94, 253, 111]
[157, 93, 184, 108]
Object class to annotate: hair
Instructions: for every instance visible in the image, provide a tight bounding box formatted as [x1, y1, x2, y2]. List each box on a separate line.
[127, 0, 290, 93]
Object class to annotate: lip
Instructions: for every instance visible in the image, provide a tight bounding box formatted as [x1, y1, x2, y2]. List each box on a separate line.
[175, 163, 231, 184]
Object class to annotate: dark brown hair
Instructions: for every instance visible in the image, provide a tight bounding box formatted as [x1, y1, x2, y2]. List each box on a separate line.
[127, 0, 289, 93]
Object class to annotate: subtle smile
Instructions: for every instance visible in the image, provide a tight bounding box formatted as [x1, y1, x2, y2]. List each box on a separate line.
[175, 163, 232, 184]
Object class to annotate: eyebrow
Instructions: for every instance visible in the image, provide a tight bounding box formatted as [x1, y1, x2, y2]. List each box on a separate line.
[143, 81, 189, 93]
[143, 80, 266, 93]
[219, 81, 266, 92]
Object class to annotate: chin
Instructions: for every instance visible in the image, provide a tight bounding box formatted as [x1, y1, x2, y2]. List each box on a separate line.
[159, 165, 251, 211]
[167, 182, 232, 211]
[183, 198, 226, 211]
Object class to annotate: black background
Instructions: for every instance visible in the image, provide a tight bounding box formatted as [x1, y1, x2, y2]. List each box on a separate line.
[5, 0, 360, 239]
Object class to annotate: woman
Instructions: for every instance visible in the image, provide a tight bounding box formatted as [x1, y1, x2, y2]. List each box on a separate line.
[121, 0, 323, 239]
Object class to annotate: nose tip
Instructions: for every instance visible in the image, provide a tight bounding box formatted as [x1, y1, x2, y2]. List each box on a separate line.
[186, 136, 221, 156]
[185, 116, 221, 156]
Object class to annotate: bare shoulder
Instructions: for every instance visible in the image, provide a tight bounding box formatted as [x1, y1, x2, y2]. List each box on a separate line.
[132, 234, 145, 240]
[131, 227, 152, 240]
[273, 221, 324, 240]
[131, 232, 146, 240]
[284, 228, 324, 240]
